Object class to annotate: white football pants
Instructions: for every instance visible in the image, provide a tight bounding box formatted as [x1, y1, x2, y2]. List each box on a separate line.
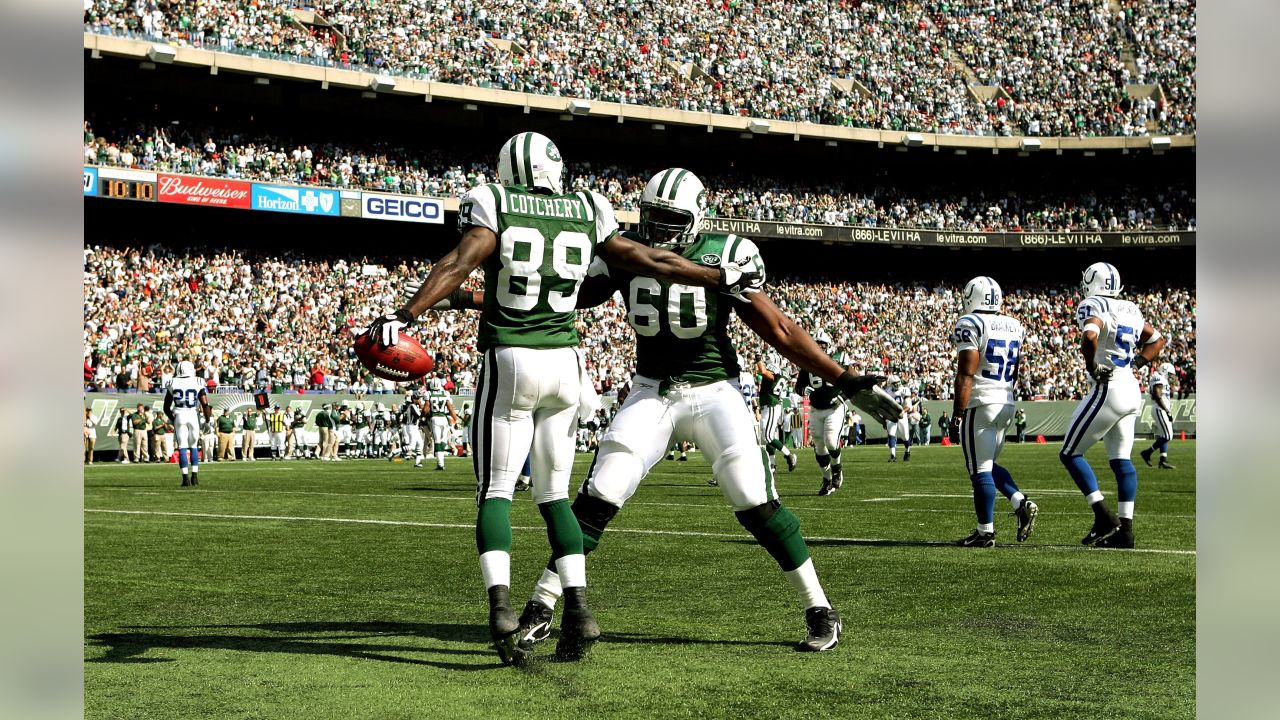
[473, 346, 581, 505]
[809, 404, 846, 455]
[585, 375, 775, 512]
[959, 403, 1015, 475]
[1061, 380, 1140, 460]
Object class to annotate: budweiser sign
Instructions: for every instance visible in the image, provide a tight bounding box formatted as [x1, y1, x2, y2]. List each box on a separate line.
[157, 174, 252, 208]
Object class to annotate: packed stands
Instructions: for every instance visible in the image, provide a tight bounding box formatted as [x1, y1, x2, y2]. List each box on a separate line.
[83, 120, 1196, 231]
[82, 0, 1196, 136]
[83, 244, 1197, 402]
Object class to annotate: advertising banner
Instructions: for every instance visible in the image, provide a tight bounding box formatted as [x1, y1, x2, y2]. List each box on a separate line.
[157, 174, 252, 209]
[340, 190, 362, 218]
[361, 192, 445, 224]
[83, 166, 98, 196]
[699, 218, 1196, 248]
[251, 183, 341, 216]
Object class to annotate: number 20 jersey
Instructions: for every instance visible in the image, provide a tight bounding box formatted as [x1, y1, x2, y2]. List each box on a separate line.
[1076, 295, 1145, 384]
[459, 183, 619, 350]
[589, 231, 761, 385]
[952, 312, 1024, 408]
[166, 375, 206, 423]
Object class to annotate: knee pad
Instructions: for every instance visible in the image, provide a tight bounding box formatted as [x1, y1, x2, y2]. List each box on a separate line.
[570, 492, 620, 553]
[735, 499, 786, 536]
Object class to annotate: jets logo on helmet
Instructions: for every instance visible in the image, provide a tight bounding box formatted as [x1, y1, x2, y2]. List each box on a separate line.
[497, 132, 564, 194]
[962, 276, 1002, 313]
[640, 168, 707, 249]
[1081, 262, 1123, 298]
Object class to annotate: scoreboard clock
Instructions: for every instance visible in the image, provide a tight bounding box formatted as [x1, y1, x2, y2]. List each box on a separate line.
[98, 177, 157, 201]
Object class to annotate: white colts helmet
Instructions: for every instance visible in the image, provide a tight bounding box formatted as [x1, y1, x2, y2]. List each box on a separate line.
[428, 377, 444, 392]
[1160, 362, 1177, 377]
[498, 132, 564, 194]
[640, 168, 707, 249]
[177, 360, 196, 378]
[1081, 262, 1123, 298]
[962, 276, 1003, 314]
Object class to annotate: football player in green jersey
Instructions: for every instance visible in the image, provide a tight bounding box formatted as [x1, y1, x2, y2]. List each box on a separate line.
[441, 168, 902, 654]
[757, 354, 797, 473]
[367, 134, 764, 666]
[424, 377, 457, 470]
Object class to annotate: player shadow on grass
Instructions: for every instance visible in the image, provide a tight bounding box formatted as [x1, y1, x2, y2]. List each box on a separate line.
[87, 621, 503, 671]
[599, 631, 793, 649]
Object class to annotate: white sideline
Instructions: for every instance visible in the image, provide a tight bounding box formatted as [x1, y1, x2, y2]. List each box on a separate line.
[84, 508, 1197, 556]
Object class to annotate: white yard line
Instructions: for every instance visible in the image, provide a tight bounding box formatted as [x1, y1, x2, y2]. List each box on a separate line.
[86, 487, 1196, 518]
[84, 508, 1196, 556]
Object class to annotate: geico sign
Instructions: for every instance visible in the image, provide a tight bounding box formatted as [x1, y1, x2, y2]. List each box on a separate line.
[362, 194, 444, 224]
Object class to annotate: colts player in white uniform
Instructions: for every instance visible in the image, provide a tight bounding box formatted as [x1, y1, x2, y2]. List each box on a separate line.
[163, 360, 211, 487]
[885, 376, 913, 462]
[1140, 363, 1177, 470]
[949, 277, 1038, 547]
[796, 331, 849, 496]
[1060, 263, 1168, 549]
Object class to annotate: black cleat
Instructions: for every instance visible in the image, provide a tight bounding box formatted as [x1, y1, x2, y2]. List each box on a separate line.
[180, 478, 191, 487]
[666, 453, 674, 461]
[785, 453, 798, 472]
[956, 529, 996, 548]
[1140, 448, 1154, 467]
[817, 477, 836, 497]
[555, 605, 601, 661]
[1015, 500, 1039, 543]
[904, 449, 911, 462]
[514, 477, 531, 492]
[678, 455, 688, 462]
[190, 475, 199, 486]
[1159, 460, 1177, 470]
[490, 606, 530, 666]
[1082, 504, 1121, 545]
[831, 465, 843, 490]
[1095, 528, 1135, 549]
[516, 599, 554, 648]
[796, 606, 842, 652]
[887, 456, 896, 463]
[706, 478, 719, 487]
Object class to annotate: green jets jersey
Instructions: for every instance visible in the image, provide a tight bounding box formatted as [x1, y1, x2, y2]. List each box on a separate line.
[759, 370, 783, 406]
[598, 231, 762, 386]
[459, 183, 619, 350]
[427, 390, 452, 417]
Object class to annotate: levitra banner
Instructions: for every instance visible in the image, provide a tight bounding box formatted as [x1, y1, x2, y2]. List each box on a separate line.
[699, 218, 1196, 248]
[85, 393, 1195, 451]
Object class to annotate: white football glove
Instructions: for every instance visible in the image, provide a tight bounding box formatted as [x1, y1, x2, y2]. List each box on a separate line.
[850, 384, 903, 426]
[718, 259, 765, 301]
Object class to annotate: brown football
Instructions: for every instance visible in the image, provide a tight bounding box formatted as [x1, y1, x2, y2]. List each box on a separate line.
[354, 333, 434, 382]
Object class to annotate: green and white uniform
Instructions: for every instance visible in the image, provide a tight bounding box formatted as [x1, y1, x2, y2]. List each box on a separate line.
[581, 231, 780, 511]
[459, 182, 618, 503]
[426, 389, 454, 459]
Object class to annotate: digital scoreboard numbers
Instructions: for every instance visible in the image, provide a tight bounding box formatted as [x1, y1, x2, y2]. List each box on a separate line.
[99, 177, 157, 201]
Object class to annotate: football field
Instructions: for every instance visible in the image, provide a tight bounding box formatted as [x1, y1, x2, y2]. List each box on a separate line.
[85, 441, 1196, 719]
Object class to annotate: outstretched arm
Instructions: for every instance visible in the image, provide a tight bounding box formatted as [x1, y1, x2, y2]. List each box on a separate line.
[402, 227, 497, 318]
[597, 234, 763, 298]
[736, 293, 844, 383]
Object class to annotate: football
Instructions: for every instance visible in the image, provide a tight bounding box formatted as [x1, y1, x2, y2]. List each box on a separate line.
[354, 333, 434, 382]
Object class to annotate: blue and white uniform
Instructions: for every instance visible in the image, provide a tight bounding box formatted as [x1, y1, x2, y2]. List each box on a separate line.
[1148, 367, 1174, 442]
[1061, 296, 1146, 460]
[953, 311, 1024, 474]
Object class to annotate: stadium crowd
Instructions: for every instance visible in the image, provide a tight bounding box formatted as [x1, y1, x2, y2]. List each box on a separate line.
[84, 120, 1196, 232]
[82, 0, 1195, 137]
[83, 244, 1197, 404]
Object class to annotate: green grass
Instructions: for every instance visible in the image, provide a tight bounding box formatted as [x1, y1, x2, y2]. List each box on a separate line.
[85, 441, 1196, 720]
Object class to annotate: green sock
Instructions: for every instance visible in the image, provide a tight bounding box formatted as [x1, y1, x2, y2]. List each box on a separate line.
[475, 498, 512, 554]
[539, 499, 584, 560]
